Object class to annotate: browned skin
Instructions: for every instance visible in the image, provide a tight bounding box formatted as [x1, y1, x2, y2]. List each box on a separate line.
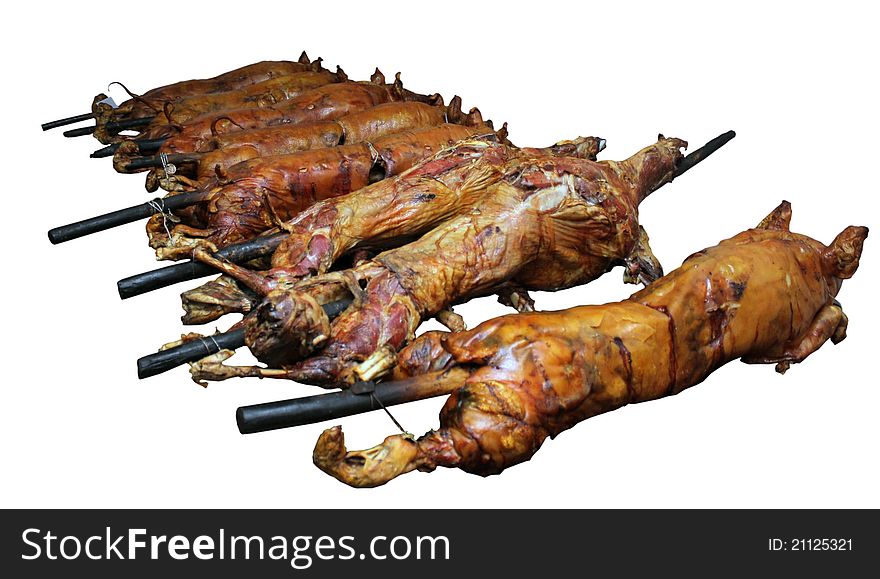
[132, 120, 343, 188]
[135, 80, 397, 145]
[91, 54, 315, 143]
[148, 123, 494, 259]
[134, 101, 457, 191]
[137, 69, 341, 135]
[185, 136, 683, 388]
[267, 136, 602, 279]
[310, 203, 868, 487]
[180, 136, 598, 325]
[131, 71, 430, 149]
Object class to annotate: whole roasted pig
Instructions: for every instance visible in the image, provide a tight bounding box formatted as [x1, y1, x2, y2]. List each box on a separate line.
[119, 99, 471, 192]
[312, 202, 867, 486]
[91, 53, 318, 143]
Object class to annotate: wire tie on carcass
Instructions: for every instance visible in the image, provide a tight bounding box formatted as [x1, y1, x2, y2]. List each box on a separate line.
[366, 141, 379, 164]
[159, 152, 177, 176]
[369, 392, 411, 437]
[190, 247, 199, 277]
[148, 198, 175, 245]
[147, 198, 165, 214]
[197, 335, 222, 356]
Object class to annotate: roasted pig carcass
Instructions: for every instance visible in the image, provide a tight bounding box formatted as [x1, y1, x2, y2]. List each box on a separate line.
[120, 66, 342, 142]
[147, 121, 498, 259]
[123, 98, 478, 192]
[182, 135, 683, 387]
[310, 202, 868, 487]
[127, 71, 436, 149]
[91, 53, 317, 143]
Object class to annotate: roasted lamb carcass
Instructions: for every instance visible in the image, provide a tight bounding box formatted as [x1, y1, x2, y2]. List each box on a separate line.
[181, 135, 686, 387]
[177, 135, 602, 317]
[251, 136, 605, 280]
[310, 202, 868, 487]
[90, 54, 317, 143]
[147, 119, 498, 260]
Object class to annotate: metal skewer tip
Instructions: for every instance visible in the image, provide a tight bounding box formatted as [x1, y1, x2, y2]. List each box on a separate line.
[90, 138, 166, 158]
[137, 328, 246, 380]
[42, 112, 95, 131]
[64, 125, 96, 138]
[47, 190, 207, 244]
[90, 143, 119, 158]
[105, 116, 155, 132]
[236, 368, 470, 434]
[674, 130, 735, 177]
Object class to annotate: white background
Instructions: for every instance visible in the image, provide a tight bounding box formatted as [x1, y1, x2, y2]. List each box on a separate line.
[1, 1, 877, 508]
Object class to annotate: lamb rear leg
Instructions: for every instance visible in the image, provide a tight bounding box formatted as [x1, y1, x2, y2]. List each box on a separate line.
[314, 420, 472, 488]
[314, 374, 548, 487]
[313, 369, 474, 487]
[313, 428, 424, 488]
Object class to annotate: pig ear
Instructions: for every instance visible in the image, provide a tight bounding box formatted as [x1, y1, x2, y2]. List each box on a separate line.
[465, 107, 483, 127]
[756, 201, 792, 230]
[446, 95, 463, 124]
[824, 225, 869, 279]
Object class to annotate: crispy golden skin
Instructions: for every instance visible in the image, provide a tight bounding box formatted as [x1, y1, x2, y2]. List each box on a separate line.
[312, 202, 867, 487]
